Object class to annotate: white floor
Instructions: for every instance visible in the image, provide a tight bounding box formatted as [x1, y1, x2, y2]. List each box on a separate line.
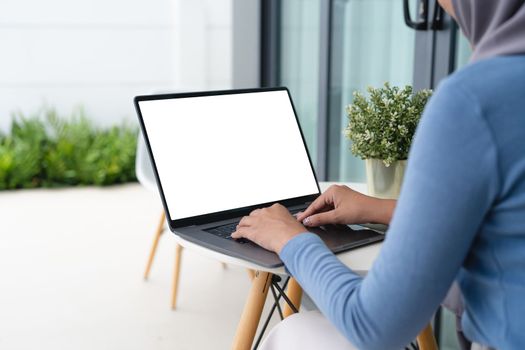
[0, 184, 281, 350]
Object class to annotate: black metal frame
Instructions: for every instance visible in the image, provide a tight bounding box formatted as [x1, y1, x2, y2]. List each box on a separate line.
[412, 0, 458, 91]
[252, 275, 299, 350]
[316, 0, 333, 181]
[260, 0, 281, 88]
[404, 0, 429, 30]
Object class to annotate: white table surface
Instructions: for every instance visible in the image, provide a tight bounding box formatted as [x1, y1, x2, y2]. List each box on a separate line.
[171, 182, 383, 274]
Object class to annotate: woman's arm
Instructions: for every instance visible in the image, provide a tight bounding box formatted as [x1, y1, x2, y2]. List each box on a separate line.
[279, 80, 499, 349]
[234, 77, 499, 349]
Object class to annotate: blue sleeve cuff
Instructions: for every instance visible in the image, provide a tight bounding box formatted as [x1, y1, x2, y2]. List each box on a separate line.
[279, 232, 325, 271]
[280, 232, 321, 257]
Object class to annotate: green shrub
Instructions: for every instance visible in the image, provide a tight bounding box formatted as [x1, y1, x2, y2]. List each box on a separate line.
[0, 117, 47, 189]
[0, 107, 138, 190]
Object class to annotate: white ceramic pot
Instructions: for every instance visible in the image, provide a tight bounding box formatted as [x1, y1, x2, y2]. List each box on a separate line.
[365, 159, 407, 199]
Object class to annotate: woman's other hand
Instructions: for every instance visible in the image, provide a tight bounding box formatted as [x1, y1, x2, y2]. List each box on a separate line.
[296, 185, 396, 227]
[232, 204, 307, 254]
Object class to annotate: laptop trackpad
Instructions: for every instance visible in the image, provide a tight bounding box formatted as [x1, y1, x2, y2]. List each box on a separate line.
[308, 224, 384, 253]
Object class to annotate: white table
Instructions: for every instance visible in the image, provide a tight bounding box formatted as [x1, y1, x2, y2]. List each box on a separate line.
[171, 182, 383, 350]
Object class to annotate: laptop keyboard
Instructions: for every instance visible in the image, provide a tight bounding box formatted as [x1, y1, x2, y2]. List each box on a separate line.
[204, 209, 304, 244]
[204, 222, 250, 244]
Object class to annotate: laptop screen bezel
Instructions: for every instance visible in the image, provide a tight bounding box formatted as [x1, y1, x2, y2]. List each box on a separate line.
[134, 87, 321, 229]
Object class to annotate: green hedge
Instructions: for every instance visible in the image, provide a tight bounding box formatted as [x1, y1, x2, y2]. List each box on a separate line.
[0, 108, 138, 190]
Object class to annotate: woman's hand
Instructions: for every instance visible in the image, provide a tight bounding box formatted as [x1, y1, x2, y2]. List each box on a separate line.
[296, 185, 396, 227]
[231, 203, 307, 254]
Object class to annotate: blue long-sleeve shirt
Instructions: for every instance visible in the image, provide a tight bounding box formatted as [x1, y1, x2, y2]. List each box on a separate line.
[280, 56, 525, 350]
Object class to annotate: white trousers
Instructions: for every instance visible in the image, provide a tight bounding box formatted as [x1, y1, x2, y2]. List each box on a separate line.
[259, 311, 357, 350]
[259, 311, 494, 350]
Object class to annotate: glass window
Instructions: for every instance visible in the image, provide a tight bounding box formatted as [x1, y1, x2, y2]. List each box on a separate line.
[279, 0, 322, 166]
[455, 29, 472, 69]
[276, 0, 454, 182]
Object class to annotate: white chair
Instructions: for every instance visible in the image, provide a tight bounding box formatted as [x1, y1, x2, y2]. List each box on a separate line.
[137, 134, 184, 309]
[137, 134, 246, 309]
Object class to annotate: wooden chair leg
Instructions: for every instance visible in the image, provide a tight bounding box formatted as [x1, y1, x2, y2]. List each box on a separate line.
[283, 277, 303, 318]
[171, 243, 183, 310]
[247, 269, 255, 281]
[417, 323, 438, 350]
[232, 271, 272, 350]
[143, 212, 166, 279]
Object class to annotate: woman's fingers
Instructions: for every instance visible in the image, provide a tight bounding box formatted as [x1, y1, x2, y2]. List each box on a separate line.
[297, 193, 333, 222]
[237, 215, 254, 228]
[231, 227, 249, 239]
[296, 196, 324, 221]
[303, 210, 338, 227]
[250, 208, 262, 216]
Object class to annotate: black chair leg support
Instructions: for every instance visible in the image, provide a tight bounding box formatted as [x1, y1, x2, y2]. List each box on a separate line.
[252, 276, 295, 349]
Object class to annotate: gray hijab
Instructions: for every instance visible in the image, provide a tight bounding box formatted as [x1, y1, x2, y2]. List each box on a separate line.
[452, 0, 525, 62]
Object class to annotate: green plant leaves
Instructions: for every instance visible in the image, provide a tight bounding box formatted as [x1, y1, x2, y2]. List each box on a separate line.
[345, 82, 432, 167]
[0, 117, 46, 189]
[0, 107, 138, 190]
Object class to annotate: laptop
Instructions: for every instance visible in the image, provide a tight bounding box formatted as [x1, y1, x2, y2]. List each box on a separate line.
[134, 87, 384, 268]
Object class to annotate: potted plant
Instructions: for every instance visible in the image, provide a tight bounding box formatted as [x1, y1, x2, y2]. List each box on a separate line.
[344, 83, 432, 199]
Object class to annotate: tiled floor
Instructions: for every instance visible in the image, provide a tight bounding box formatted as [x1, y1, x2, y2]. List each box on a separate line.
[0, 184, 280, 350]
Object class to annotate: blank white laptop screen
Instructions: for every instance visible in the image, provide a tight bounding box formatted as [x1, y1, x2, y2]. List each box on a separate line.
[138, 90, 319, 221]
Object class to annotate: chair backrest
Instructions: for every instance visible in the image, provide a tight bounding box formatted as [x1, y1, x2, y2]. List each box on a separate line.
[135, 134, 158, 193]
[135, 88, 181, 194]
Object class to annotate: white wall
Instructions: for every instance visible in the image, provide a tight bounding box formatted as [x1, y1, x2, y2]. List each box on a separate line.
[0, 0, 233, 131]
[177, 0, 233, 91]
